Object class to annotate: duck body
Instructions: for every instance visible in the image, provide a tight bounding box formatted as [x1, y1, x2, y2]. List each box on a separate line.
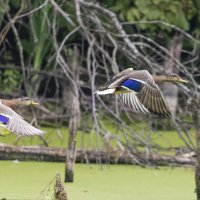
[95, 68, 187, 118]
[96, 69, 151, 94]
[0, 97, 45, 136]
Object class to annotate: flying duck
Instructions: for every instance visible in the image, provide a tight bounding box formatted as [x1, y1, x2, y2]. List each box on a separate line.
[95, 68, 188, 117]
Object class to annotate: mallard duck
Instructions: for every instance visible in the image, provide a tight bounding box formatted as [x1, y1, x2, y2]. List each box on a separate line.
[95, 68, 188, 118]
[0, 97, 45, 136]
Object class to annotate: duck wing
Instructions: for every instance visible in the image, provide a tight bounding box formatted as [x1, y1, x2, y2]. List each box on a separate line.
[0, 103, 45, 136]
[120, 91, 150, 114]
[119, 70, 171, 117]
[136, 79, 171, 117]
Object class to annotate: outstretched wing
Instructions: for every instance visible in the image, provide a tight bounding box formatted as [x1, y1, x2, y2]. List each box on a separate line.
[0, 103, 45, 136]
[136, 80, 171, 117]
[119, 70, 171, 117]
[120, 92, 150, 114]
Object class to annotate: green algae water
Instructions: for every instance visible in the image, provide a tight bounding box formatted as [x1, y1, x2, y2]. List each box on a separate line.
[0, 161, 195, 200]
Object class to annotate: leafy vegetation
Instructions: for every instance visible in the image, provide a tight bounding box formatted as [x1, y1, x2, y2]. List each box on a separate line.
[0, 69, 21, 93]
[103, 0, 198, 32]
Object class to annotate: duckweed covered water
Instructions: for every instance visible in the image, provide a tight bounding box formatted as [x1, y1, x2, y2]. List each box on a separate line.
[0, 161, 196, 200]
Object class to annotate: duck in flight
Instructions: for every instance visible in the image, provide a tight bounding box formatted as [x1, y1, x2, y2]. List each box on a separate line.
[0, 97, 45, 136]
[95, 68, 188, 118]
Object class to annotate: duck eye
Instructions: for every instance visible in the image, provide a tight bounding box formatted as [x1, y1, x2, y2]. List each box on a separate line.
[22, 97, 30, 101]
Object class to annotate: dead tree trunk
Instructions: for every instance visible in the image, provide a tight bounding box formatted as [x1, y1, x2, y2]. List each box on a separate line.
[64, 46, 80, 182]
[162, 32, 183, 116]
[192, 99, 200, 199]
[0, 143, 196, 166]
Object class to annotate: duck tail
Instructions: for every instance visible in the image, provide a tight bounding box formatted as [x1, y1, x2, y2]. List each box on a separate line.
[94, 88, 116, 95]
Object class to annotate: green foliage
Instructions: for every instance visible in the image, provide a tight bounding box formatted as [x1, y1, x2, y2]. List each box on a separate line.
[191, 0, 200, 37]
[19, 1, 76, 95]
[0, 69, 21, 93]
[21, 3, 53, 71]
[20, 2, 55, 95]
[0, 1, 9, 27]
[32, 6, 52, 71]
[103, 0, 196, 31]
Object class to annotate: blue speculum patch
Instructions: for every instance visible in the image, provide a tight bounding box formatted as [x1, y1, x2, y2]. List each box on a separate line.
[121, 79, 143, 92]
[0, 115, 9, 125]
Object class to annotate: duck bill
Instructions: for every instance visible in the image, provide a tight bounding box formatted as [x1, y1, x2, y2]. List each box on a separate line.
[178, 78, 188, 83]
[30, 101, 40, 106]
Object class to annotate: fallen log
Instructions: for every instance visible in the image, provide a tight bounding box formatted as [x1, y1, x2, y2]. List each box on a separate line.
[0, 143, 196, 166]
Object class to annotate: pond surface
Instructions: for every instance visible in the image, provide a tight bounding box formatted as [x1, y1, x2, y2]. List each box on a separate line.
[0, 161, 196, 200]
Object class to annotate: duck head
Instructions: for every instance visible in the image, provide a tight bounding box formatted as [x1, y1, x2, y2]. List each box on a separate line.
[15, 97, 40, 106]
